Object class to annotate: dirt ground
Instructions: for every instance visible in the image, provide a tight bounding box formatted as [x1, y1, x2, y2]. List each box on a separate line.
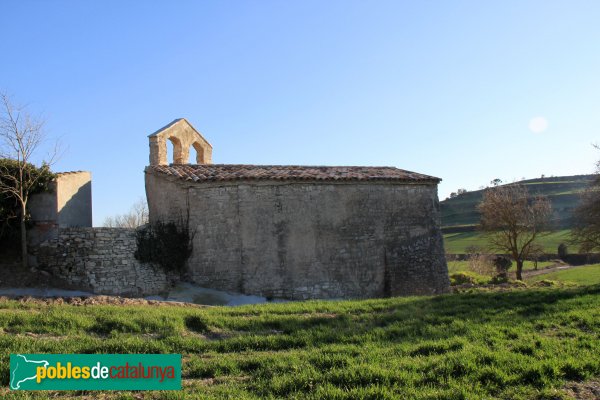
[0, 259, 78, 290]
[563, 378, 600, 400]
[0, 294, 203, 307]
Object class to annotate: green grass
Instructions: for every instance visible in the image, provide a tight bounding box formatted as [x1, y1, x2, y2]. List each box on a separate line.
[447, 260, 555, 274]
[527, 264, 600, 286]
[443, 232, 489, 253]
[2, 287, 600, 399]
[444, 230, 572, 254]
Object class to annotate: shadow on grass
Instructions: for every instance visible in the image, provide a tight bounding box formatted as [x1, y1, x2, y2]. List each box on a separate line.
[1, 285, 599, 399]
[181, 284, 600, 355]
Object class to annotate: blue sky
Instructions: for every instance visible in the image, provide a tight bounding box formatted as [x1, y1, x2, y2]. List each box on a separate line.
[1, 1, 599, 225]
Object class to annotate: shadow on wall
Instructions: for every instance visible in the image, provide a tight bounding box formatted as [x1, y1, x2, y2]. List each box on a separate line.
[58, 181, 92, 227]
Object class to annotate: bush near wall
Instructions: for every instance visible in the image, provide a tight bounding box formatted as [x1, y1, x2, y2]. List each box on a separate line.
[134, 220, 194, 274]
[0, 158, 55, 247]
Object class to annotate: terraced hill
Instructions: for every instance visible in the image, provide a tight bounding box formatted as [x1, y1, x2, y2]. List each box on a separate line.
[441, 175, 595, 231]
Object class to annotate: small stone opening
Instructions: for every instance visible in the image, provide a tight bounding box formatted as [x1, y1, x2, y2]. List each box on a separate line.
[148, 119, 212, 166]
[192, 142, 205, 164]
[188, 145, 197, 164]
[168, 136, 184, 164]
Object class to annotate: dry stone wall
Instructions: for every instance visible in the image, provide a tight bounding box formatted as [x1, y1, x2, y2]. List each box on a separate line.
[34, 227, 172, 296]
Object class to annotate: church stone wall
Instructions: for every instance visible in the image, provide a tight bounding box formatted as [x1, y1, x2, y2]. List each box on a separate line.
[146, 172, 449, 300]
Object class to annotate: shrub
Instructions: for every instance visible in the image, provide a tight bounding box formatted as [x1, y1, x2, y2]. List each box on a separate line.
[467, 253, 495, 276]
[134, 217, 194, 275]
[558, 243, 568, 259]
[511, 280, 529, 288]
[0, 158, 55, 243]
[493, 255, 512, 280]
[449, 272, 490, 286]
[533, 280, 560, 288]
[489, 275, 509, 284]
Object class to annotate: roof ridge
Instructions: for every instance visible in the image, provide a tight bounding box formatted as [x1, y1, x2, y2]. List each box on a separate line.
[56, 171, 89, 175]
[147, 118, 184, 137]
[179, 163, 401, 168]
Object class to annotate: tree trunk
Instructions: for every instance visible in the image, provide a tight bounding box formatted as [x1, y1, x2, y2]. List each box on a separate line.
[20, 203, 28, 270]
[516, 259, 523, 281]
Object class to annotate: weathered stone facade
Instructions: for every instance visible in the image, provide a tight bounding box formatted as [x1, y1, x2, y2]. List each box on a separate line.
[34, 228, 172, 296]
[27, 171, 93, 253]
[146, 173, 449, 300]
[145, 119, 450, 300]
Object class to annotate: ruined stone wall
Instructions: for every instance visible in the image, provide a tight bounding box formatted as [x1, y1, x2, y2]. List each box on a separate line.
[146, 173, 450, 300]
[55, 172, 93, 228]
[34, 227, 171, 296]
[29, 171, 92, 228]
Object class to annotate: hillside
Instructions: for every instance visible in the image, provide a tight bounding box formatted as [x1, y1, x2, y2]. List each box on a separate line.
[441, 174, 595, 231]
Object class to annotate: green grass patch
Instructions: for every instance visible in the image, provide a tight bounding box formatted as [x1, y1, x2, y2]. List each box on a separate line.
[448, 260, 555, 274]
[527, 264, 600, 286]
[444, 230, 572, 254]
[1, 286, 600, 399]
[449, 271, 492, 285]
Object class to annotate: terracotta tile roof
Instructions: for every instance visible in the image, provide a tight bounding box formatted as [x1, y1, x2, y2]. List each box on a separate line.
[149, 164, 440, 183]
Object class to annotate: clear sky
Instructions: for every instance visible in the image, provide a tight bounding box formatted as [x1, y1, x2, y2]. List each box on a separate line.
[1, 1, 599, 225]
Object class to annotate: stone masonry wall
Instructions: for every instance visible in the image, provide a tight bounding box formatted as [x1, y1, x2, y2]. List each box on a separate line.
[34, 227, 172, 296]
[146, 172, 450, 300]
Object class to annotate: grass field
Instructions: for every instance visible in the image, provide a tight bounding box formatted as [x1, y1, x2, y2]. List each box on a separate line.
[447, 260, 555, 274]
[527, 264, 600, 286]
[1, 285, 600, 399]
[444, 230, 572, 254]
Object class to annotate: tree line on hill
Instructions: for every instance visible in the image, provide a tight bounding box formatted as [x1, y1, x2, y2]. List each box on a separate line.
[448, 178, 505, 199]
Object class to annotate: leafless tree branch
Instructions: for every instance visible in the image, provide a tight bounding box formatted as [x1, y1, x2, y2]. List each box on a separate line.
[478, 184, 552, 280]
[0, 91, 61, 269]
[571, 144, 600, 252]
[103, 198, 149, 228]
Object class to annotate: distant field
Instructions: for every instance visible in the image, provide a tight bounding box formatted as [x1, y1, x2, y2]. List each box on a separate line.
[444, 230, 572, 254]
[447, 260, 555, 274]
[527, 264, 600, 286]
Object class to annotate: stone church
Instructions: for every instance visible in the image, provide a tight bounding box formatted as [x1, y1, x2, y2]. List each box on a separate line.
[145, 119, 449, 300]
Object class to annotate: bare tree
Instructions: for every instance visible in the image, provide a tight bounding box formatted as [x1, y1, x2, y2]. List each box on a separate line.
[571, 145, 600, 252]
[0, 93, 59, 269]
[103, 198, 149, 228]
[478, 184, 552, 280]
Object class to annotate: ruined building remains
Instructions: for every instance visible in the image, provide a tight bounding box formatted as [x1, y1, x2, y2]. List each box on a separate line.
[29, 172, 172, 296]
[145, 119, 449, 299]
